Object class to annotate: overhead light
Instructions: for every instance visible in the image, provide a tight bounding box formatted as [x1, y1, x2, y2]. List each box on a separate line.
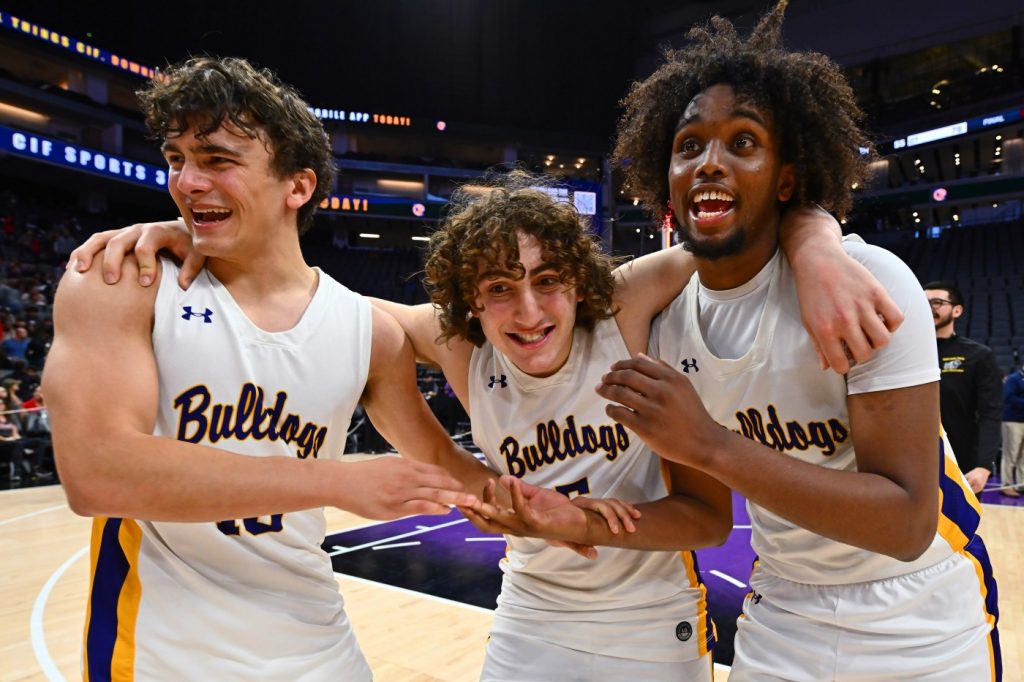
[851, 182, 859, 189]
[0, 102, 50, 126]
[914, 218, 921, 223]
[912, 211, 919, 217]
[359, 233, 380, 239]
[996, 135, 1002, 141]
[411, 236, 429, 242]
[546, 155, 555, 161]
[544, 160, 552, 166]
[931, 89, 941, 95]
[632, 198, 639, 206]
[635, 228, 641, 233]
[953, 214, 959, 221]
[378, 179, 424, 191]
[993, 203, 998, 208]
[577, 158, 585, 164]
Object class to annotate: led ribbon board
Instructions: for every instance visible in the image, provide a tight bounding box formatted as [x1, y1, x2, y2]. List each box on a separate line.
[0, 125, 168, 189]
[0, 10, 159, 78]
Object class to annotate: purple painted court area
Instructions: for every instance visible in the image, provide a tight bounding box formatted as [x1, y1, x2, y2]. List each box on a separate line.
[980, 475, 1024, 507]
[323, 492, 756, 665]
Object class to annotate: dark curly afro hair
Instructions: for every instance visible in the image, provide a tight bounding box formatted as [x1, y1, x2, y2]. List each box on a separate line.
[423, 169, 617, 347]
[614, 0, 873, 224]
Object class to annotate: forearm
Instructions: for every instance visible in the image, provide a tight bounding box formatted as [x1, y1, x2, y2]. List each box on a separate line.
[403, 443, 501, 501]
[687, 434, 933, 560]
[579, 495, 730, 551]
[56, 431, 345, 521]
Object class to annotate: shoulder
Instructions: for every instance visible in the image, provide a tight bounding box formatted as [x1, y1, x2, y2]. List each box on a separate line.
[55, 255, 161, 325]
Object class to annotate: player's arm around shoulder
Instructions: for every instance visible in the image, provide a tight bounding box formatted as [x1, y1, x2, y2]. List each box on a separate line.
[44, 255, 160, 514]
[368, 297, 474, 411]
[612, 247, 694, 354]
[362, 306, 494, 495]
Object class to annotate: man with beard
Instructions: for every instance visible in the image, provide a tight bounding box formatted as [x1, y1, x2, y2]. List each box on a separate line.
[603, 1, 1001, 678]
[923, 281, 1002, 495]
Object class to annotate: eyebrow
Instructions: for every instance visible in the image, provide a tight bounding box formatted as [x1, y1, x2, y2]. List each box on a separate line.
[160, 141, 242, 157]
[479, 261, 561, 280]
[675, 107, 767, 132]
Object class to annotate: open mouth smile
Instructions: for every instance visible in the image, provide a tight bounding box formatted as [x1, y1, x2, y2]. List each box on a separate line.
[690, 189, 735, 222]
[507, 326, 554, 347]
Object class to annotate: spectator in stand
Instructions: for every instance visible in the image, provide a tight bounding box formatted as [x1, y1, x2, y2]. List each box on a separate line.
[924, 281, 1003, 494]
[25, 321, 52, 370]
[0, 383, 49, 484]
[1002, 365, 1024, 496]
[1, 323, 29, 361]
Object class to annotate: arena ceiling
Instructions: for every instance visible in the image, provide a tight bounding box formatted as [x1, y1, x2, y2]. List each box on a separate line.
[2, 0, 1021, 140]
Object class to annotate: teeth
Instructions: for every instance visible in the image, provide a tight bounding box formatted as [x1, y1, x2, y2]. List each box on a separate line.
[193, 208, 231, 221]
[513, 330, 547, 343]
[695, 190, 734, 203]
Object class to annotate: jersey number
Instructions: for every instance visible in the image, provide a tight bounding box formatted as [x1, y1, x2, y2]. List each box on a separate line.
[554, 477, 590, 498]
[216, 514, 284, 536]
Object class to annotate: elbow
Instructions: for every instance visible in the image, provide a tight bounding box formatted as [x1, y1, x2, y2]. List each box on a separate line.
[889, 516, 937, 562]
[59, 470, 110, 517]
[54, 448, 120, 517]
[709, 515, 733, 547]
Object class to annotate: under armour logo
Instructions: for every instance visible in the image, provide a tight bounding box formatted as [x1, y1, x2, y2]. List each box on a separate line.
[751, 592, 763, 605]
[182, 306, 214, 323]
[488, 375, 508, 389]
[680, 358, 699, 374]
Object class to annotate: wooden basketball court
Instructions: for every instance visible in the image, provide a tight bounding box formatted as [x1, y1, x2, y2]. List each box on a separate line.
[2, 478, 1019, 681]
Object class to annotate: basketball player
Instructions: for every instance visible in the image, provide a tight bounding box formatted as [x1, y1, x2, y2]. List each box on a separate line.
[70, 162, 908, 682]
[42, 57, 488, 681]
[600, 2, 1001, 679]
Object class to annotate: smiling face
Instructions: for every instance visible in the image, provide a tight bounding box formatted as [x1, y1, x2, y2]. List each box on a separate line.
[668, 84, 794, 287]
[472, 231, 582, 378]
[161, 120, 313, 260]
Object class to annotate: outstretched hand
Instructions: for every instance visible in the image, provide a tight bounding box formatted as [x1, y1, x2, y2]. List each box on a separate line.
[341, 457, 477, 520]
[67, 218, 204, 290]
[458, 476, 640, 560]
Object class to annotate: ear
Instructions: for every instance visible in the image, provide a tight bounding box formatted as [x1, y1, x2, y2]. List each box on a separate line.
[285, 169, 317, 211]
[951, 304, 964, 320]
[776, 163, 796, 202]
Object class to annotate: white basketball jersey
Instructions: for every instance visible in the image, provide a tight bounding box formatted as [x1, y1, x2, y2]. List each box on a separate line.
[652, 243, 983, 585]
[469, 316, 713, 663]
[82, 260, 373, 681]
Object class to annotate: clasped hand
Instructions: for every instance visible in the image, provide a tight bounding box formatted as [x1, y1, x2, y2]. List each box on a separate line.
[458, 476, 641, 560]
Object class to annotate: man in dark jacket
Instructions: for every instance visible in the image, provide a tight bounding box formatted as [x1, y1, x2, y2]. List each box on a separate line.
[924, 281, 1003, 494]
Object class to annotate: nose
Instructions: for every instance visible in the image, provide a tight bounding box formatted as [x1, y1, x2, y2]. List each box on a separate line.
[173, 161, 212, 195]
[514, 288, 544, 326]
[696, 139, 727, 179]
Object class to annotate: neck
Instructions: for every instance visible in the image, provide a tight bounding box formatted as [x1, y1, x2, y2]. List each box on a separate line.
[696, 227, 779, 291]
[936, 325, 955, 339]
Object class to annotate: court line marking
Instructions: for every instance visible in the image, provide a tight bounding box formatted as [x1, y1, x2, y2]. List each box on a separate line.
[708, 569, 747, 589]
[327, 517, 469, 555]
[372, 541, 421, 550]
[0, 504, 67, 527]
[335, 571, 495, 615]
[31, 544, 89, 681]
[465, 537, 506, 542]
